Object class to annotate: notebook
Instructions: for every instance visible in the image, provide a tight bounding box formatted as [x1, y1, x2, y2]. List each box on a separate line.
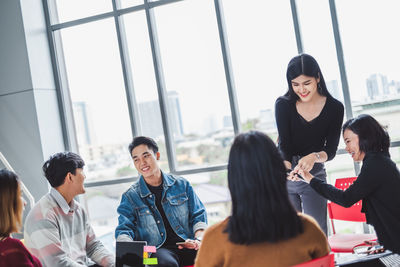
[116, 241, 147, 267]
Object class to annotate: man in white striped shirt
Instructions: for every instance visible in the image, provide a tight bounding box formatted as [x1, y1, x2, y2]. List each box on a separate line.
[24, 152, 114, 267]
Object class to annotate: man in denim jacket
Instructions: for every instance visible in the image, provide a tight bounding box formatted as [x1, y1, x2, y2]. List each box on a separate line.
[115, 136, 207, 267]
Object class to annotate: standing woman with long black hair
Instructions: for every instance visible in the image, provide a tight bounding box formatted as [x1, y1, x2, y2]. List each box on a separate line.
[275, 54, 344, 234]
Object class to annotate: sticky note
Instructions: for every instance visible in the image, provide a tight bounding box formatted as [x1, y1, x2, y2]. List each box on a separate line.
[143, 246, 156, 253]
[143, 252, 148, 259]
[143, 258, 158, 265]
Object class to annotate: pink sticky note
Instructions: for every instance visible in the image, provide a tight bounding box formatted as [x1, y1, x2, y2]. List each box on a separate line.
[144, 246, 156, 253]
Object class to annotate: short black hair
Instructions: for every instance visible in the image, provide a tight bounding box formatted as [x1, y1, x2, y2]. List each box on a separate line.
[285, 53, 332, 101]
[342, 114, 390, 154]
[42, 152, 85, 188]
[225, 131, 303, 244]
[128, 136, 159, 156]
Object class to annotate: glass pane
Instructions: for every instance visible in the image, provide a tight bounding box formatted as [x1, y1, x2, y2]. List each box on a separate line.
[325, 152, 356, 185]
[119, 0, 143, 9]
[51, 0, 112, 24]
[336, 0, 400, 142]
[83, 182, 133, 252]
[184, 170, 230, 225]
[390, 145, 400, 166]
[59, 19, 134, 181]
[222, 0, 297, 140]
[123, 11, 169, 172]
[154, 0, 234, 170]
[297, 0, 347, 149]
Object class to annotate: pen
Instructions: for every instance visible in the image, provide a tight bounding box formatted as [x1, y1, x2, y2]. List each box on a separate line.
[286, 169, 304, 180]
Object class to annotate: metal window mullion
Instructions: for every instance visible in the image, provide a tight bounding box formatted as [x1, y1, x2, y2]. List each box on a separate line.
[329, 0, 353, 120]
[42, 0, 79, 152]
[328, 0, 358, 174]
[214, 0, 241, 135]
[112, 0, 140, 139]
[50, 1, 185, 31]
[144, 0, 177, 172]
[51, 11, 117, 31]
[290, 0, 303, 54]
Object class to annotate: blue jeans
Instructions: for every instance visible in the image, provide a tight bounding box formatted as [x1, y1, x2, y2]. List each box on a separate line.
[287, 156, 328, 235]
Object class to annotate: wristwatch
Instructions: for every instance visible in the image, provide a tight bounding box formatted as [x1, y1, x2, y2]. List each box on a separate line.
[194, 236, 203, 242]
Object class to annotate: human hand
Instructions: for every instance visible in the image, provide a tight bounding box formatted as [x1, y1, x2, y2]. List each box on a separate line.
[363, 240, 385, 254]
[295, 154, 317, 172]
[176, 239, 201, 250]
[353, 244, 385, 255]
[283, 160, 292, 171]
[292, 166, 313, 183]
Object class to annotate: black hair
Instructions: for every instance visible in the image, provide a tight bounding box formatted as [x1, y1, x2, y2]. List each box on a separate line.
[225, 131, 303, 244]
[128, 136, 159, 155]
[42, 152, 85, 188]
[285, 53, 332, 101]
[342, 114, 390, 154]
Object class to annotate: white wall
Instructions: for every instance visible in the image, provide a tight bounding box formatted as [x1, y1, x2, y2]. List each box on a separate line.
[0, 0, 65, 200]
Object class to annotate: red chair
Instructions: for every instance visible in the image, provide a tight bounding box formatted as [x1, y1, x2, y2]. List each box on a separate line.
[293, 253, 334, 267]
[327, 177, 376, 253]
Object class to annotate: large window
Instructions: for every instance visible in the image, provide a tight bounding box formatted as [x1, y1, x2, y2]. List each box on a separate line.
[44, 0, 400, 249]
[51, 0, 112, 23]
[59, 19, 133, 182]
[154, 0, 234, 170]
[123, 10, 169, 173]
[222, 0, 297, 139]
[336, 0, 400, 142]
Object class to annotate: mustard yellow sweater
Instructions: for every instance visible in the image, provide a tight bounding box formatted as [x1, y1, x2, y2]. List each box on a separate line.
[195, 214, 330, 267]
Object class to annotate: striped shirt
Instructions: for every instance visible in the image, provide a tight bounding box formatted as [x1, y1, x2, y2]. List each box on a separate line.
[24, 188, 115, 267]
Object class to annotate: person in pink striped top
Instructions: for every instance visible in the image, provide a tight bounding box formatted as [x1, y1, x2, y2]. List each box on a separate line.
[24, 152, 115, 267]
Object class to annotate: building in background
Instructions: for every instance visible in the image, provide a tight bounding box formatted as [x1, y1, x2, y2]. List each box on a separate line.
[139, 91, 184, 140]
[366, 74, 389, 100]
[326, 80, 343, 102]
[73, 102, 96, 146]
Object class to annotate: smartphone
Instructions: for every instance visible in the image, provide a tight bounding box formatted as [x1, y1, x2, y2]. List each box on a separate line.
[176, 241, 196, 249]
[286, 169, 304, 180]
[353, 245, 384, 254]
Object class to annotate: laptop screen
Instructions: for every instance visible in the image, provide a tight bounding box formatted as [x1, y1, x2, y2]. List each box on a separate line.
[116, 241, 147, 267]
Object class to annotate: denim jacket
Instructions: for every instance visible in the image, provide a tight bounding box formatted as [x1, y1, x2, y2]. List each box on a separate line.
[115, 172, 207, 248]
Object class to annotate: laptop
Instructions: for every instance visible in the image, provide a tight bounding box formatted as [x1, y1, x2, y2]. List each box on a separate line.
[116, 241, 147, 267]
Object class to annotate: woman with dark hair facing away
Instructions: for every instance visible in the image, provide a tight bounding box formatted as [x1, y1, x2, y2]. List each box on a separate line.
[0, 169, 42, 267]
[293, 114, 400, 254]
[195, 131, 329, 267]
[275, 53, 344, 234]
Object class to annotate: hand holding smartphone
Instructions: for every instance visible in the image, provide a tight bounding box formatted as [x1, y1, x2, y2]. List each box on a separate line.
[353, 245, 385, 255]
[176, 240, 199, 250]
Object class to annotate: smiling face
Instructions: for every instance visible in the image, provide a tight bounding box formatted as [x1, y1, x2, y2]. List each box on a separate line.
[291, 74, 320, 102]
[343, 129, 365, 162]
[132, 144, 161, 180]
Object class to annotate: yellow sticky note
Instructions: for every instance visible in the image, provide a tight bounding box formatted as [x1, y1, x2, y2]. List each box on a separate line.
[143, 258, 158, 265]
[143, 252, 148, 259]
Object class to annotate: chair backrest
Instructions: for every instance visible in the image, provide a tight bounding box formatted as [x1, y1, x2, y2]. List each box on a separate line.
[293, 253, 334, 267]
[328, 177, 366, 222]
[327, 177, 366, 235]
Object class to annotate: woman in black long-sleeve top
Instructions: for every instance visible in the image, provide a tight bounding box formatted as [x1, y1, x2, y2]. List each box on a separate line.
[275, 54, 344, 234]
[294, 114, 400, 254]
